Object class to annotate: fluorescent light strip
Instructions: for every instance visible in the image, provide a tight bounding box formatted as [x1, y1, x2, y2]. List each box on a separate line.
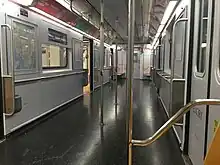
[151, 0, 177, 48]
[30, 7, 110, 47]
[157, 25, 164, 33]
[161, 1, 177, 25]
[55, 0, 81, 16]
[11, 0, 34, 6]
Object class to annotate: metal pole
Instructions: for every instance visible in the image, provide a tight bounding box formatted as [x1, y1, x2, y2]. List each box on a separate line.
[100, 0, 104, 125]
[128, 0, 135, 164]
[115, 38, 118, 105]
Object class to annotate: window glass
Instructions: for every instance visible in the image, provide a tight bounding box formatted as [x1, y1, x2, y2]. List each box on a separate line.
[196, 0, 208, 73]
[13, 21, 36, 71]
[162, 42, 166, 70]
[168, 38, 172, 69]
[109, 52, 112, 67]
[94, 48, 100, 68]
[42, 44, 67, 68]
[134, 53, 138, 62]
[104, 49, 108, 67]
[105, 48, 111, 67]
[73, 39, 83, 69]
[175, 20, 186, 61]
[83, 46, 89, 69]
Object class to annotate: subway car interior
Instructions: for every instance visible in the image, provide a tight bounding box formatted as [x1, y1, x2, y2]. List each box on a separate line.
[0, 0, 220, 164]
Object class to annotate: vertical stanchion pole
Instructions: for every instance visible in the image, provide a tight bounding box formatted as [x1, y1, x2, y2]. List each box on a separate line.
[115, 37, 118, 105]
[128, 0, 135, 164]
[100, 0, 104, 125]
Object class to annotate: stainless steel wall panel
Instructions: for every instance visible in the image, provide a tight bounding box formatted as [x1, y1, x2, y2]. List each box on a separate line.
[6, 74, 83, 134]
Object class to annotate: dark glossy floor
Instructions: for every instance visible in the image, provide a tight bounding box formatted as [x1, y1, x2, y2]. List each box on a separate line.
[0, 80, 185, 165]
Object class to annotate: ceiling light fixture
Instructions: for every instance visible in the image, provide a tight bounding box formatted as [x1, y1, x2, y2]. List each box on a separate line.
[151, 0, 178, 49]
[161, 0, 178, 25]
[12, 0, 34, 6]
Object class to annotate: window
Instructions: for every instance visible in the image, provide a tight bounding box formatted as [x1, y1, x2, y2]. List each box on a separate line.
[83, 46, 89, 70]
[109, 52, 112, 67]
[134, 53, 138, 63]
[162, 42, 166, 70]
[175, 20, 186, 61]
[110, 48, 113, 67]
[42, 44, 68, 68]
[13, 21, 36, 72]
[104, 48, 108, 67]
[73, 39, 83, 69]
[94, 48, 100, 68]
[168, 37, 172, 69]
[196, 0, 208, 73]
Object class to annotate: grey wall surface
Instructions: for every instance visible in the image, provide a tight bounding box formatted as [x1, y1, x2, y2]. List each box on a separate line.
[2, 2, 111, 135]
[3, 3, 86, 134]
[6, 73, 83, 134]
[94, 69, 111, 89]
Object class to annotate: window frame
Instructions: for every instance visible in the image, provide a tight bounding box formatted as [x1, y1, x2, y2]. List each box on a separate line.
[12, 19, 38, 74]
[41, 44, 69, 69]
[195, 0, 209, 77]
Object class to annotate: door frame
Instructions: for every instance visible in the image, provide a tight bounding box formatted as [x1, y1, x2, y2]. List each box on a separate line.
[183, 0, 196, 154]
[203, 0, 215, 156]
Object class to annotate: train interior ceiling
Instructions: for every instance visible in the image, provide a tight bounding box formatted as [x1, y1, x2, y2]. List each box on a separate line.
[0, 0, 220, 165]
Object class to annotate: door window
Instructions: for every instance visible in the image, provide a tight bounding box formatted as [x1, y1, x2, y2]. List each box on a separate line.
[83, 46, 89, 70]
[196, 0, 208, 74]
[12, 21, 36, 72]
[94, 48, 100, 68]
[73, 39, 83, 70]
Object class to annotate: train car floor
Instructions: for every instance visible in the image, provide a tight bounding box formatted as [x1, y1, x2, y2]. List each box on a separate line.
[0, 80, 185, 165]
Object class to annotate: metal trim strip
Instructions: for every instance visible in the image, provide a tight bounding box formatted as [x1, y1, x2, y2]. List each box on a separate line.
[15, 71, 85, 84]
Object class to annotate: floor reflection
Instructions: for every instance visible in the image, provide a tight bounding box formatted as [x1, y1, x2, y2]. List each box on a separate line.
[0, 80, 184, 165]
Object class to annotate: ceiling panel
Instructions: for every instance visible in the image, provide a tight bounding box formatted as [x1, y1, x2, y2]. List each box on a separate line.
[84, 0, 171, 43]
[87, 0, 144, 41]
[86, 0, 128, 40]
[149, 0, 169, 38]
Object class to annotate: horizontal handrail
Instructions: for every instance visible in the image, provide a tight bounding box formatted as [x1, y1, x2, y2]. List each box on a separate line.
[131, 99, 220, 147]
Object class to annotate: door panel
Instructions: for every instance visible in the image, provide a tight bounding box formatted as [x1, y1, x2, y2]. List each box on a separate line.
[208, 0, 219, 151]
[4, 15, 39, 133]
[188, 0, 213, 165]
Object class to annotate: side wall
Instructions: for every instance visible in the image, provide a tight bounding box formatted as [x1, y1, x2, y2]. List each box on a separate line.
[6, 73, 83, 133]
[2, 2, 84, 134]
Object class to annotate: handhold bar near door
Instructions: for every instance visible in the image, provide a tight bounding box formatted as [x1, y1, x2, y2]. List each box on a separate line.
[131, 99, 220, 147]
[1, 24, 15, 116]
